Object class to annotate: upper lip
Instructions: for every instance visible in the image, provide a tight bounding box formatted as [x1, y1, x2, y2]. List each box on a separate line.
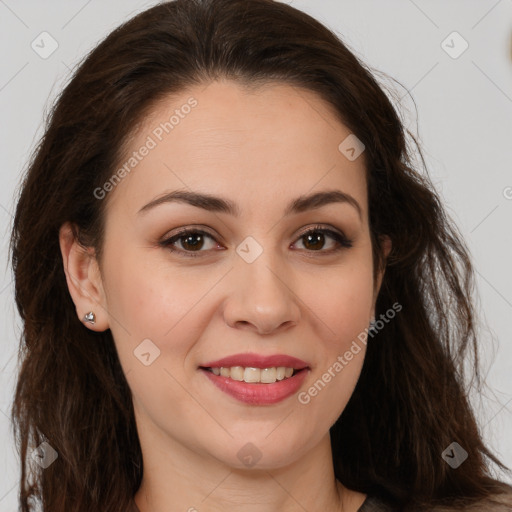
[200, 352, 310, 370]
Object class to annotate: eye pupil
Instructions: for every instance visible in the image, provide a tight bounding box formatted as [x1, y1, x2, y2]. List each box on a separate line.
[304, 232, 324, 250]
[182, 234, 204, 250]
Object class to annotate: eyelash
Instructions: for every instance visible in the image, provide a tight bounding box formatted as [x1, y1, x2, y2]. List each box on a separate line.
[159, 225, 353, 259]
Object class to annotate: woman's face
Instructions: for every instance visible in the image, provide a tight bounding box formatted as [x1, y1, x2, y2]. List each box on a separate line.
[91, 80, 389, 469]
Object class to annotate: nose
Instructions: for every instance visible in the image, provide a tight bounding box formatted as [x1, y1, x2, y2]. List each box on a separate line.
[223, 254, 301, 335]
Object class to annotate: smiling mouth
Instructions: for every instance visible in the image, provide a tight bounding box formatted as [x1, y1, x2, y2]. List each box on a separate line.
[200, 366, 303, 384]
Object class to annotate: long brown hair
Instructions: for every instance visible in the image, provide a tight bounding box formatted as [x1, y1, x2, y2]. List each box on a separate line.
[9, 0, 511, 510]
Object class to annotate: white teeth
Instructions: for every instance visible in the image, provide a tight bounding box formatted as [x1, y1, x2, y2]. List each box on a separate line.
[230, 366, 244, 381]
[260, 367, 277, 383]
[208, 366, 297, 383]
[243, 367, 260, 383]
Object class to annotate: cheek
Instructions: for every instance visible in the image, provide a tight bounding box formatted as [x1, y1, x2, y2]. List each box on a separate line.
[301, 258, 375, 349]
[102, 250, 193, 349]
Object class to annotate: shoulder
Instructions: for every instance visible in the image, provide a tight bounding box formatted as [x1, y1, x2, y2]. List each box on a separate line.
[359, 491, 512, 512]
[437, 490, 512, 511]
[450, 491, 512, 511]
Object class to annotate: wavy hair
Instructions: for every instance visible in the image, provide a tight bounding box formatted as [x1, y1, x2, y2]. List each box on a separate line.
[9, 0, 511, 510]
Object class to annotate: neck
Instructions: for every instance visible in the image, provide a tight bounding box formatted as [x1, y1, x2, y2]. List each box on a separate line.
[133, 424, 365, 512]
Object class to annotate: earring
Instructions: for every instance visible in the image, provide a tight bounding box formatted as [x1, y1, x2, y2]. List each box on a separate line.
[369, 317, 377, 331]
[82, 311, 96, 325]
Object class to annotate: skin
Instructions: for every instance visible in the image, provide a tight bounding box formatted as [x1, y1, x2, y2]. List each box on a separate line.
[59, 80, 391, 512]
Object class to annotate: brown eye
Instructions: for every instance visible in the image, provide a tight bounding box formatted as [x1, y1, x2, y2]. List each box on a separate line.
[293, 226, 353, 253]
[160, 229, 219, 257]
[301, 231, 328, 251]
[178, 233, 206, 251]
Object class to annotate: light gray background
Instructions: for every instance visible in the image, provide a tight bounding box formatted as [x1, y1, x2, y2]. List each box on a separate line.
[1, 0, 511, 509]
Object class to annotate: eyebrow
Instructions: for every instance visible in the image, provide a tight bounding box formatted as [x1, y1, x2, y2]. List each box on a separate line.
[138, 189, 363, 221]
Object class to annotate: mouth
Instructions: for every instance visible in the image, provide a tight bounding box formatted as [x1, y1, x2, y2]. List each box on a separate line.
[199, 366, 309, 405]
[198, 353, 310, 404]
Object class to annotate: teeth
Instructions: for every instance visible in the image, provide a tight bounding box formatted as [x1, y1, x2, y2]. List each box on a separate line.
[244, 367, 260, 383]
[261, 368, 277, 383]
[208, 366, 297, 383]
[231, 366, 244, 381]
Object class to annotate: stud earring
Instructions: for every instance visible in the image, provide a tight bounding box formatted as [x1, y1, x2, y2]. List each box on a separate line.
[82, 311, 96, 325]
[369, 317, 377, 331]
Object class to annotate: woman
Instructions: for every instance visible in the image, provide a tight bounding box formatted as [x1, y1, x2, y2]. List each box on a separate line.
[9, 0, 512, 511]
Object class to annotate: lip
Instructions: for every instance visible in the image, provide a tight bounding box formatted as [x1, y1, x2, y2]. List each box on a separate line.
[201, 367, 309, 405]
[200, 352, 310, 370]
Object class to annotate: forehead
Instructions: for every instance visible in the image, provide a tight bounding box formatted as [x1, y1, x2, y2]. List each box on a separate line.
[105, 80, 368, 221]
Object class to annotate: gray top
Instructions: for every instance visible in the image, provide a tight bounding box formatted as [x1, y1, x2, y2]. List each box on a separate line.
[358, 496, 393, 511]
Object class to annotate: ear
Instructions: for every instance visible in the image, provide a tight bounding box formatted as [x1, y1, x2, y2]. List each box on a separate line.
[59, 221, 109, 332]
[371, 234, 392, 318]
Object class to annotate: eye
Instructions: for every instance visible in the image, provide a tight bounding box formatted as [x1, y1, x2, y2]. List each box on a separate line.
[159, 228, 220, 258]
[291, 225, 353, 254]
[159, 224, 353, 258]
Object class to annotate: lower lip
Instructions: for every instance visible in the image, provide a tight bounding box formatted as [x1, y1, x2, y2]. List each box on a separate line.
[200, 368, 309, 405]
